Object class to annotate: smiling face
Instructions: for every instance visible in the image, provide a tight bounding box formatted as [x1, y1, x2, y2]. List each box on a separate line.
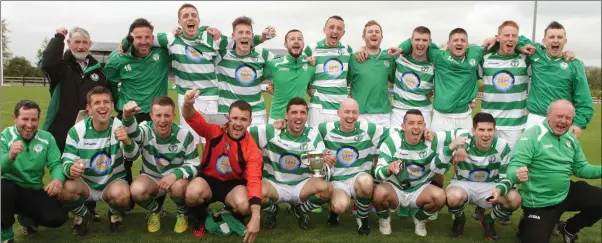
[411, 32, 431, 58]
[285, 31, 304, 58]
[226, 107, 252, 140]
[13, 108, 39, 140]
[150, 104, 174, 138]
[547, 101, 575, 136]
[362, 24, 382, 49]
[132, 26, 153, 57]
[543, 28, 567, 58]
[323, 17, 345, 47]
[448, 32, 468, 58]
[337, 99, 359, 132]
[286, 104, 308, 135]
[402, 113, 425, 143]
[233, 24, 253, 53]
[86, 93, 113, 125]
[178, 6, 200, 38]
[67, 32, 91, 61]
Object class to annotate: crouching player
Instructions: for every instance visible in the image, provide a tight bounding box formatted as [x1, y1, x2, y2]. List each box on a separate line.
[121, 97, 200, 233]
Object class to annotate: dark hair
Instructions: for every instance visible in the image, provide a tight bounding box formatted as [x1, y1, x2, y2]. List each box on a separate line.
[86, 86, 113, 104]
[178, 3, 198, 19]
[544, 21, 565, 36]
[127, 18, 154, 44]
[448, 27, 467, 39]
[325, 15, 344, 26]
[14, 100, 41, 118]
[151, 96, 175, 111]
[412, 26, 431, 37]
[232, 16, 253, 32]
[285, 29, 302, 41]
[286, 97, 308, 112]
[403, 109, 423, 124]
[230, 100, 252, 117]
[473, 112, 496, 128]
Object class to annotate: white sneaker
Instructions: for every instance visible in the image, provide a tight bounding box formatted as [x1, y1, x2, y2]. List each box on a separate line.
[378, 217, 392, 235]
[413, 216, 428, 237]
[428, 211, 438, 221]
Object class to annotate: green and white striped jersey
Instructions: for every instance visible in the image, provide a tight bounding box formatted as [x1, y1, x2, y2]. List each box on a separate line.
[375, 129, 450, 192]
[249, 124, 325, 185]
[392, 54, 435, 111]
[318, 120, 388, 181]
[439, 135, 513, 195]
[216, 47, 275, 115]
[122, 118, 200, 181]
[480, 53, 530, 130]
[304, 40, 353, 114]
[62, 117, 131, 190]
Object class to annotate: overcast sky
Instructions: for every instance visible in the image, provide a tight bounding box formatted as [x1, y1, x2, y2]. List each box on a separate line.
[1, 1, 601, 67]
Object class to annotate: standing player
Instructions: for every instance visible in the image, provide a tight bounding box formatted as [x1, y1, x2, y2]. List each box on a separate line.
[305, 15, 353, 127]
[58, 87, 133, 236]
[215, 16, 276, 125]
[251, 97, 334, 230]
[318, 98, 388, 235]
[121, 97, 200, 233]
[372, 110, 448, 237]
[347, 21, 395, 128]
[181, 90, 262, 243]
[438, 113, 521, 240]
[264, 29, 316, 124]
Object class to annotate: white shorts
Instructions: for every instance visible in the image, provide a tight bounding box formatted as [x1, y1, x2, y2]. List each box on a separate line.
[358, 114, 390, 128]
[177, 94, 221, 145]
[83, 178, 127, 202]
[390, 108, 432, 129]
[525, 113, 546, 130]
[496, 130, 522, 149]
[431, 110, 472, 133]
[388, 182, 429, 210]
[447, 180, 496, 209]
[266, 178, 309, 205]
[138, 174, 168, 197]
[331, 172, 370, 199]
[308, 107, 338, 127]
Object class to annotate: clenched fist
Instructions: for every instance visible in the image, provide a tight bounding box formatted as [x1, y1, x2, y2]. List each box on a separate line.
[122, 101, 141, 120]
[115, 127, 131, 146]
[8, 140, 24, 160]
[56, 27, 68, 37]
[516, 167, 529, 182]
[183, 89, 200, 106]
[70, 159, 85, 178]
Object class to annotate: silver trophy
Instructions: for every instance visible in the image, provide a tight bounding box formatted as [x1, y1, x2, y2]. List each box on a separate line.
[301, 150, 326, 178]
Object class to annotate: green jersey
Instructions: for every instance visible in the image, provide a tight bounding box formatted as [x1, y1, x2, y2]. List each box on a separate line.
[318, 120, 388, 181]
[375, 129, 450, 192]
[304, 40, 353, 113]
[480, 53, 529, 130]
[348, 49, 395, 114]
[1, 127, 65, 189]
[399, 40, 488, 114]
[392, 54, 435, 111]
[508, 120, 601, 208]
[62, 117, 134, 190]
[516, 36, 594, 128]
[123, 118, 200, 180]
[216, 47, 275, 115]
[249, 124, 325, 185]
[104, 48, 170, 113]
[264, 54, 316, 120]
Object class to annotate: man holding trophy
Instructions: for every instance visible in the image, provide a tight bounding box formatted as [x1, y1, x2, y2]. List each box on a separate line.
[249, 97, 335, 230]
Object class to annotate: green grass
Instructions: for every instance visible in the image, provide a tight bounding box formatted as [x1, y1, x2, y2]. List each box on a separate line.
[1, 85, 600, 243]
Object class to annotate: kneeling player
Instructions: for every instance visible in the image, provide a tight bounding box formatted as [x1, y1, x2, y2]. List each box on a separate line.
[182, 90, 261, 243]
[441, 112, 521, 240]
[58, 87, 133, 236]
[121, 97, 200, 233]
[252, 97, 335, 230]
[318, 98, 388, 235]
[372, 109, 448, 237]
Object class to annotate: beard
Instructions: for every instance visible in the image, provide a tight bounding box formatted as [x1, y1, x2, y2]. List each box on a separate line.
[72, 50, 88, 61]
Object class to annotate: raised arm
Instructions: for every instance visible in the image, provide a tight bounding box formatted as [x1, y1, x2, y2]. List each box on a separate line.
[41, 28, 69, 90]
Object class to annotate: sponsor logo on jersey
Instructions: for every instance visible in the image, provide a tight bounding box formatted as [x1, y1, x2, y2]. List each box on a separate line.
[90, 152, 112, 175]
[560, 62, 568, 69]
[336, 146, 359, 167]
[235, 64, 257, 86]
[401, 71, 421, 90]
[155, 156, 170, 170]
[492, 70, 515, 92]
[323, 58, 344, 78]
[279, 68, 289, 71]
[90, 73, 99, 82]
[468, 169, 490, 182]
[153, 53, 160, 62]
[405, 163, 425, 180]
[279, 153, 301, 172]
[185, 45, 207, 62]
[543, 144, 553, 149]
[216, 154, 233, 175]
[33, 144, 43, 153]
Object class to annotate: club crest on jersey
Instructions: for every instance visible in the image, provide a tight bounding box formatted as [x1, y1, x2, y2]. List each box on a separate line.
[488, 155, 496, 163]
[421, 66, 430, 72]
[153, 54, 160, 62]
[323, 58, 344, 78]
[492, 70, 515, 92]
[469, 59, 476, 66]
[401, 71, 421, 90]
[216, 154, 233, 175]
[565, 140, 572, 148]
[235, 64, 257, 86]
[90, 152, 112, 175]
[155, 156, 170, 170]
[405, 163, 425, 180]
[302, 64, 308, 71]
[33, 144, 43, 153]
[185, 45, 207, 62]
[468, 169, 490, 182]
[336, 146, 359, 167]
[168, 144, 178, 153]
[90, 73, 99, 82]
[279, 153, 301, 172]
[300, 143, 308, 151]
[560, 62, 568, 69]
[225, 143, 230, 151]
[511, 59, 520, 67]
[354, 135, 363, 142]
[384, 60, 390, 68]
[419, 150, 427, 159]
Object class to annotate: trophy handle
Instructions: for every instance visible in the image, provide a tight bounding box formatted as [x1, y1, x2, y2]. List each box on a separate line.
[300, 153, 309, 166]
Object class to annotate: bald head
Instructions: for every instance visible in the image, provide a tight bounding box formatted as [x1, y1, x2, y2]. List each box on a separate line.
[338, 98, 359, 132]
[547, 99, 575, 116]
[339, 98, 359, 112]
[547, 99, 575, 135]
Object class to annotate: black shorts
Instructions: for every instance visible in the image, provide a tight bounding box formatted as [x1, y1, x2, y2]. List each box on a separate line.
[201, 175, 247, 203]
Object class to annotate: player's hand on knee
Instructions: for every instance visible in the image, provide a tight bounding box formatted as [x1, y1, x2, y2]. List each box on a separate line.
[71, 160, 85, 178]
[122, 101, 140, 120]
[158, 173, 178, 191]
[487, 188, 502, 204]
[44, 179, 63, 196]
[387, 160, 403, 175]
[184, 89, 200, 106]
[115, 127, 131, 145]
[8, 140, 24, 160]
[516, 167, 529, 182]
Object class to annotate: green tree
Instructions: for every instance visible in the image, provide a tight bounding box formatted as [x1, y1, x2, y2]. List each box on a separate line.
[584, 66, 601, 97]
[35, 37, 49, 65]
[2, 18, 11, 64]
[3, 56, 42, 77]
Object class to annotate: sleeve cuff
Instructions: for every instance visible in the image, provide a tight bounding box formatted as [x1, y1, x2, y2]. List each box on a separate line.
[172, 170, 184, 180]
[123, 142, 136, 153]
[495, 184, 508, 196]
[63, 163, 74, 179]
[248, 197, 262, 206]
[442, 146, 454, 156]
[2, 154, 14, 166]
